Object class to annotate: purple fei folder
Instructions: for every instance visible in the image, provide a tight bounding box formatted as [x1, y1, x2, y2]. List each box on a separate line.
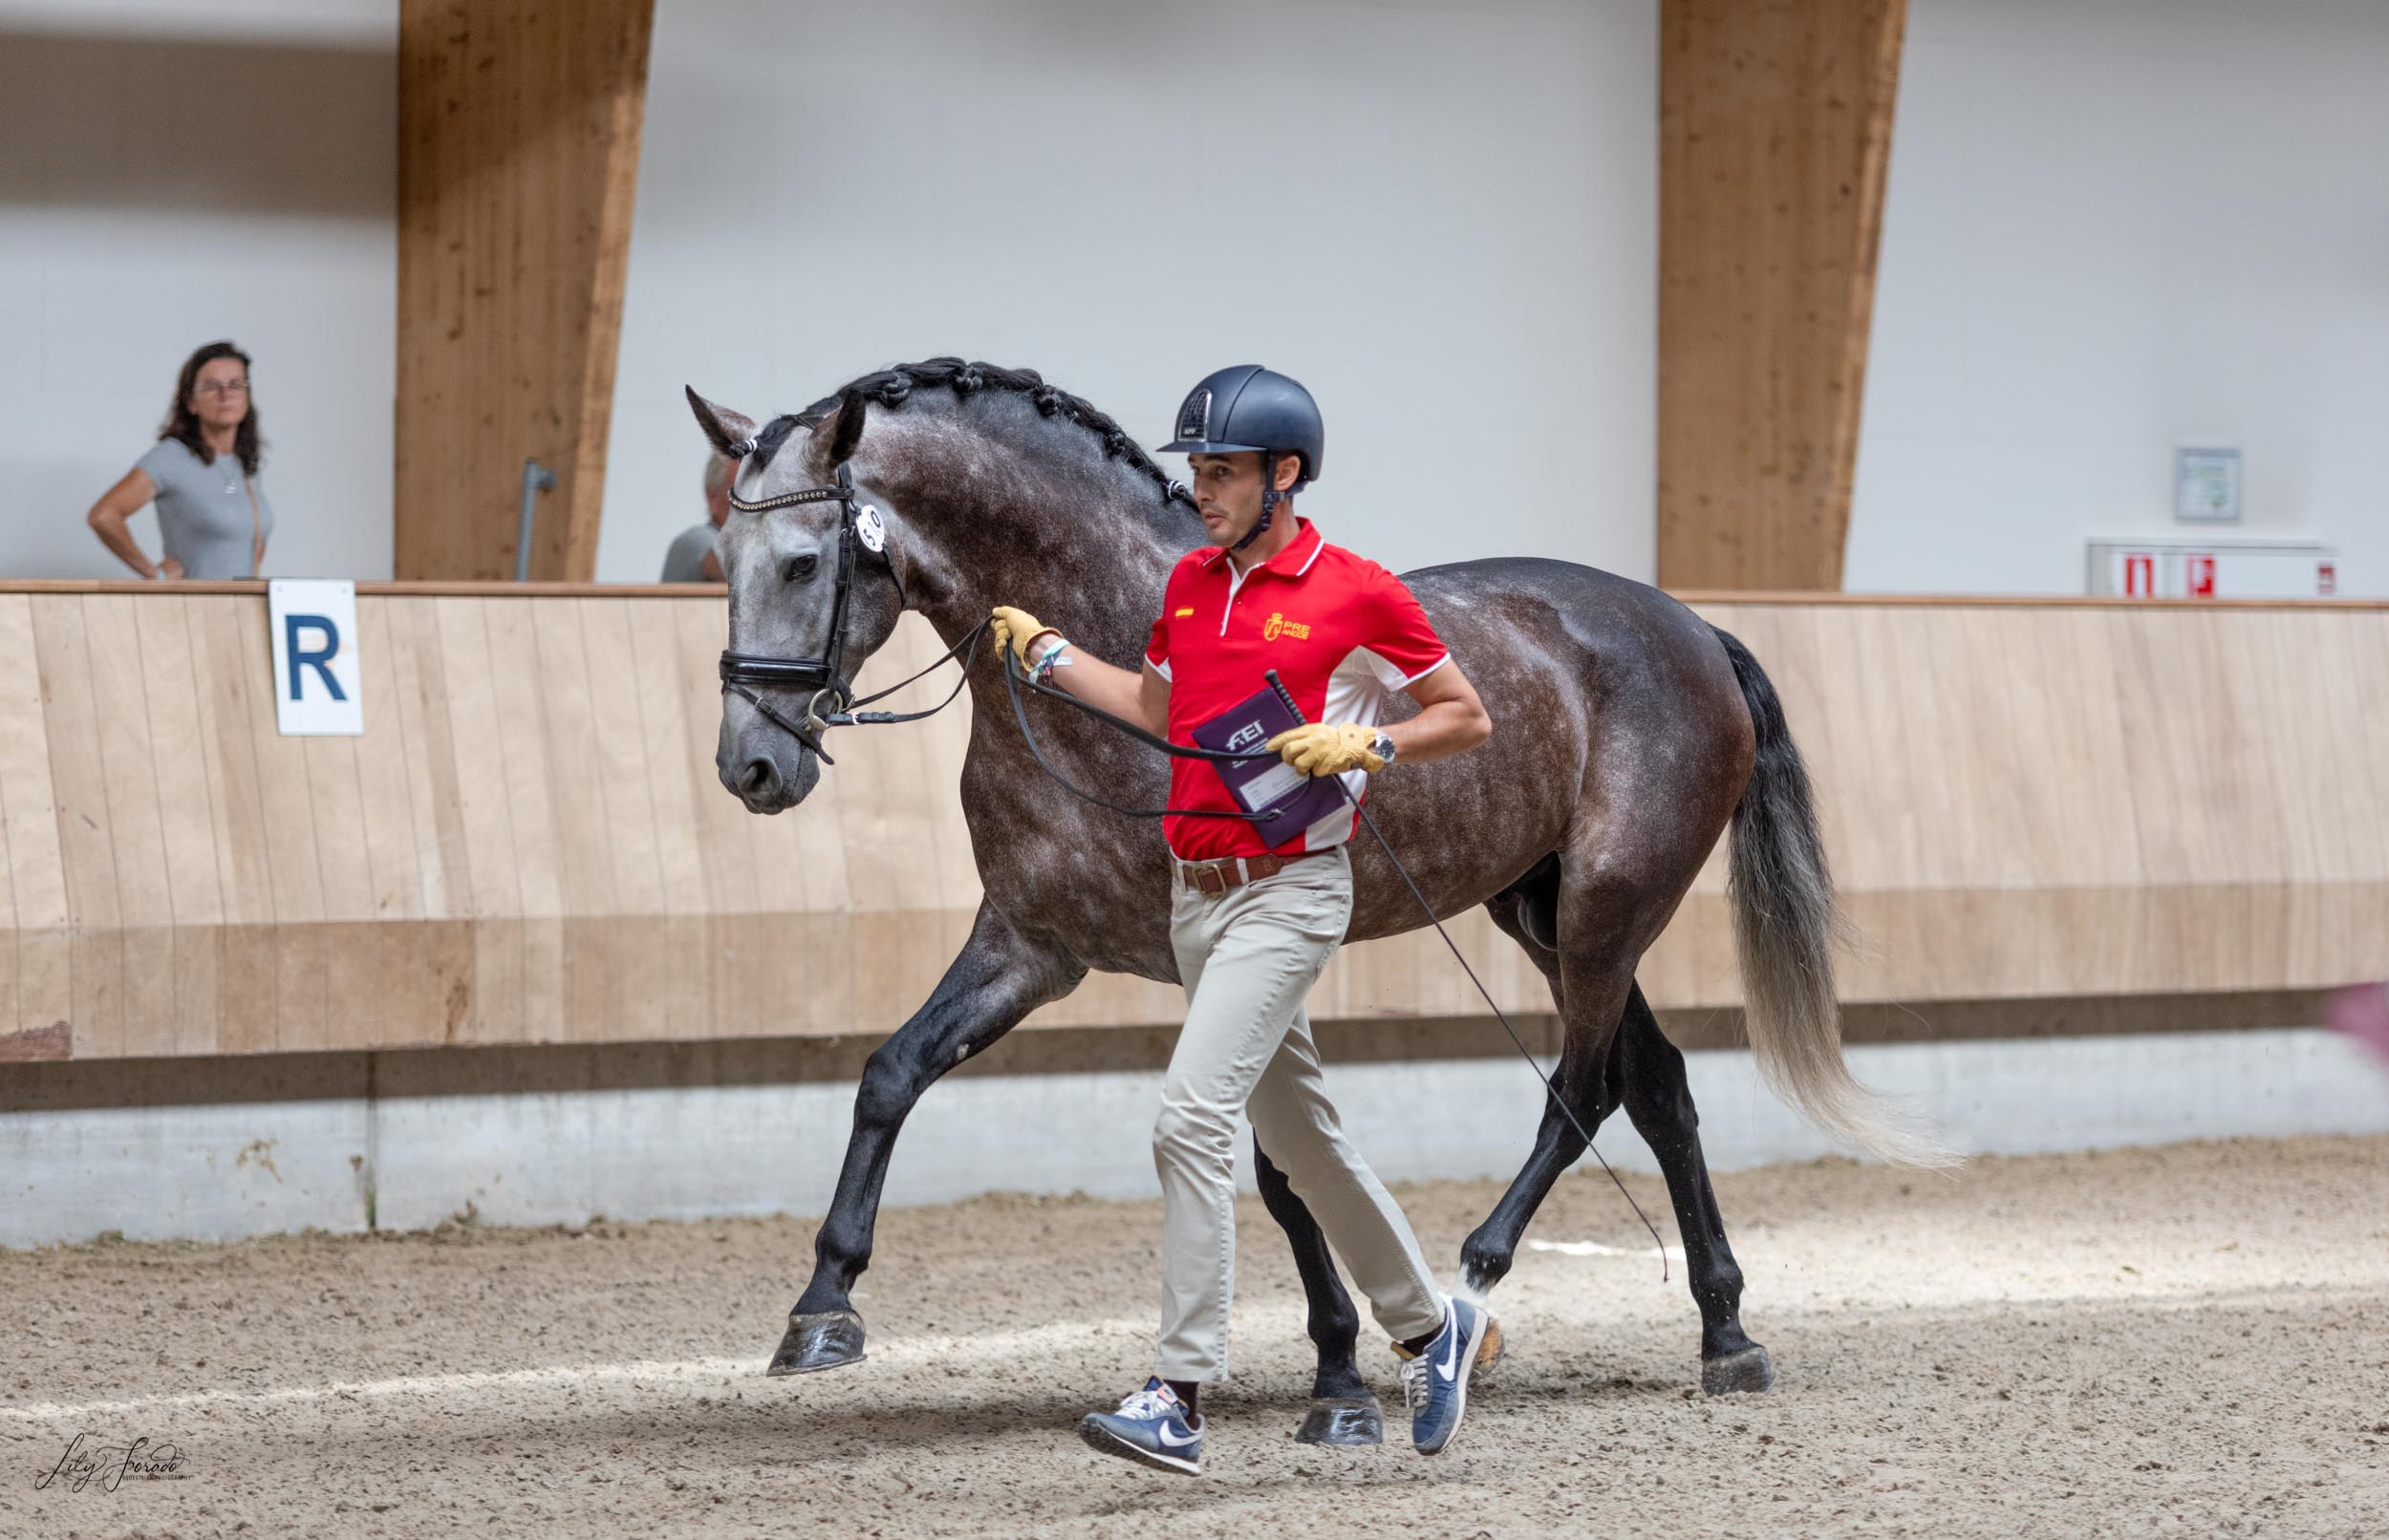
[1188, 683, 1349, 841]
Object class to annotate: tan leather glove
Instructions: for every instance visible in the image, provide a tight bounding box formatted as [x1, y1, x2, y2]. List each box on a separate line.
[1265, 722, 1385, 777]
[990, 605, 1060, 667]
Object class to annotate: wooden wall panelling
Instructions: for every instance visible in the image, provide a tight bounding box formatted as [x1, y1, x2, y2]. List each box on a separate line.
[395, 0, 656, 580]
[3, 593, 2383, 1061]
[79, 595, 177, 1058]
[186, 598, 277, 1052]
[348, 600, 430, 1050]
[383, 597, 477, 1041]
[302, 725, 377, 1053]
[31, 596, 123, 1057]
[578, 597, 671, 1041]
[626, 598, 713, 1041]
[129, 597, 226, 1056]
[433, 598, 524, 1041]
[222, 594, 327, 1053]
[2016, 607, 2147, 991]
[485, 599, 569, 1042]
[0, 596, 70, 1051]
[1657, 0, 1908, 590]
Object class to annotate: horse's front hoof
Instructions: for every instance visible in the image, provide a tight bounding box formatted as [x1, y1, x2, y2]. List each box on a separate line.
[1295, 1395, 1384, 1445]
[766, 1310, 868, 1376]
[1474, 1315, 1508, 1383]
[1700, 1342, 1775, 1396]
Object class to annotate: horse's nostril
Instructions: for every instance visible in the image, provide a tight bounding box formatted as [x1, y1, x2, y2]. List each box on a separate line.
[740, 759, 780, 799]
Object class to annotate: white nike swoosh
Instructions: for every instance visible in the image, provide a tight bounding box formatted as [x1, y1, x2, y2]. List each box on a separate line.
[1154, 1423, 1200, 1447]
[1435, 1311, 1463, 1381]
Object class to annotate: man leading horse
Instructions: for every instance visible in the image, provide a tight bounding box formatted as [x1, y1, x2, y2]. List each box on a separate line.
[991, 365, 1496, 1475]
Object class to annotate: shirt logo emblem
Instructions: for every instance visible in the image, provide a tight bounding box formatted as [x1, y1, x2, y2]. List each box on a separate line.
[1174, 607, 1195, 618]
[1262, 611, 1311, 642]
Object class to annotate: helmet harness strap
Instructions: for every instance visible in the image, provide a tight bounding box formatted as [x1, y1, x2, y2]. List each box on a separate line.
[1233, 452, 1285, 552]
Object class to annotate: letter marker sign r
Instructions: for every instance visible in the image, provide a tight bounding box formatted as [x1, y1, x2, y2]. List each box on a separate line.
[267, 579, 363, 736]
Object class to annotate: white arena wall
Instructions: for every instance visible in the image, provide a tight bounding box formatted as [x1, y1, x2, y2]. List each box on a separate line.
[1845, 0, 2389, 597]
[594, 0, 1659, 585]
[4, 1, 2381, 597]
[0, 0, 398, 583]
[6, 1029, 2385, 1248]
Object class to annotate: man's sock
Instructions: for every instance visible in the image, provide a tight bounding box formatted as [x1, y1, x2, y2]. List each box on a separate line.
[1397, 1331, 1435, 1357]
[1164, 1380, 1201, 1421]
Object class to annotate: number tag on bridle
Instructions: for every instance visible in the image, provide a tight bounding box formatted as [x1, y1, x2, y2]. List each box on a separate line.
[855, 505, 887, 554]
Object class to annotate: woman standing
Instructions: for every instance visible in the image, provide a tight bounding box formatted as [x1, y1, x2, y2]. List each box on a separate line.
[87, 341, 275, 579]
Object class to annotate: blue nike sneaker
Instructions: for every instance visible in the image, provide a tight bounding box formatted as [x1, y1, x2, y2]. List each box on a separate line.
[1078, 1378, 1204, 1476]
[1401, 1296, 1493, 1455]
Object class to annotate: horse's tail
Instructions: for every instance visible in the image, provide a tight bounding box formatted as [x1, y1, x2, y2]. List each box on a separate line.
[1711, 627, 1958, 1168]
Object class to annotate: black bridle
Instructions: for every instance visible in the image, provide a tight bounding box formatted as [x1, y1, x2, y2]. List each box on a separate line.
[718, 460, 985, 765]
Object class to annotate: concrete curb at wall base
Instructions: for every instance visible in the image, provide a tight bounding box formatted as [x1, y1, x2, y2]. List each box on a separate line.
[2, 1029, 2383, 1249]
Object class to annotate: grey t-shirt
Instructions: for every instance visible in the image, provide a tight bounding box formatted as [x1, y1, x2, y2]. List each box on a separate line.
[135, 438, 275, 579]
[660, 523, 720, 582]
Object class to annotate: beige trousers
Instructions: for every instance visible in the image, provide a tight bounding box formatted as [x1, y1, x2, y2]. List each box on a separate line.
[1153, 846, 1447, 1382]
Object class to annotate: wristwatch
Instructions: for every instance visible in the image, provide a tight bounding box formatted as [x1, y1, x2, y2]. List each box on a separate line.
[1369, 730, 1398, 766]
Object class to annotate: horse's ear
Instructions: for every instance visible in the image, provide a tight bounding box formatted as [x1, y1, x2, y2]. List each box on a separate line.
[685, 386, 760, 457]
[824, 388, 868, 467]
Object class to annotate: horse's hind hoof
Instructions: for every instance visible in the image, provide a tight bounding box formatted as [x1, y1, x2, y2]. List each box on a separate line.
[766, 1310, 867, 1376]
[1295, 1395, 1384, 1445]
[1701, 1343, 1775, 1396]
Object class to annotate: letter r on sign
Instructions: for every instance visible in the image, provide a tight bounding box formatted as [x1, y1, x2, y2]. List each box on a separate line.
[285, 614, 348, 701]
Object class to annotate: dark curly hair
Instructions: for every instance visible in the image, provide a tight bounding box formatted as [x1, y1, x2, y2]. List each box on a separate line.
[160, 340, 265, 478]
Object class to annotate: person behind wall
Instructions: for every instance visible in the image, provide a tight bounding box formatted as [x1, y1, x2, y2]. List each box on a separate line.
[661, 452, 733, 582]
[87, 341, 275, 580]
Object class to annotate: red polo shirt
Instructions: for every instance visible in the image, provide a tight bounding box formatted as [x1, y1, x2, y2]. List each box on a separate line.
[1144, 519, 1450, 861]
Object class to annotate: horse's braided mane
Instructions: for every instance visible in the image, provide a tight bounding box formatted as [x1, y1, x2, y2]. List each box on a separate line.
[773, 356, 1196, 509]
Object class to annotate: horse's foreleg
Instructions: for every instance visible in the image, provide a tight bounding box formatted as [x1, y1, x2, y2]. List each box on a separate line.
[1456, 888, 1625, 1300]
[1252, 1139, 1385, 1446]
[770, 901, 1084, 1376]
[1616, 983, 1773, 1394]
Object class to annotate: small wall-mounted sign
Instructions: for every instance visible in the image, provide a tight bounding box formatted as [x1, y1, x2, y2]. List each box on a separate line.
[2175, 446, 2242, 524]
[268, 579, 363, 736]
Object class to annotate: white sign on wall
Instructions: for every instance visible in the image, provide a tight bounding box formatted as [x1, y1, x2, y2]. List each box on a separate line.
[2175, 446, 2242, 524]
[268, 579, 363, 736]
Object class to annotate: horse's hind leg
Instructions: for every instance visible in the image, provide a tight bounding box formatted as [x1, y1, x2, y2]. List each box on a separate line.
[1616, 983, 1773, 1393]
[1253, 1140, 1384, 1446]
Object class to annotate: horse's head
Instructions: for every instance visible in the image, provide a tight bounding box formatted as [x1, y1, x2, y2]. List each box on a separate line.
[687, 385, 903, 814]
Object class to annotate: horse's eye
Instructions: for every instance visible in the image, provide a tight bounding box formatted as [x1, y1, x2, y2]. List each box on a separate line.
[781, 553, 818, 584]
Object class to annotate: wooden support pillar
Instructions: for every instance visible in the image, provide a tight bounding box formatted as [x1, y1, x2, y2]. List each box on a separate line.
[1658, 0, 1906, 591]
[397, 1, 655, 580]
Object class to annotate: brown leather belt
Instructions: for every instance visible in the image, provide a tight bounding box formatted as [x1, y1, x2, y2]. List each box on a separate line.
[1173, 847, 1334, 897]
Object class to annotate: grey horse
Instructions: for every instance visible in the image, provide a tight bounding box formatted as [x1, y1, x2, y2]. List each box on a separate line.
[689, 357, 1942, 1443]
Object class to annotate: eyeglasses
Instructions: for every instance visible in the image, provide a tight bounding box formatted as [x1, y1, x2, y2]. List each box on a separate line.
[194, 379, 249, 398]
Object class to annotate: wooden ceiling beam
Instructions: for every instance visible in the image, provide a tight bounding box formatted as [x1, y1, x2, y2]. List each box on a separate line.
[396, 0, 655, 580]
[1658, 0, 1907, 591]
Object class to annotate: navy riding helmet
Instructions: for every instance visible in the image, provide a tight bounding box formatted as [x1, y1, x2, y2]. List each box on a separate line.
[1159, 365, 1324, 548]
